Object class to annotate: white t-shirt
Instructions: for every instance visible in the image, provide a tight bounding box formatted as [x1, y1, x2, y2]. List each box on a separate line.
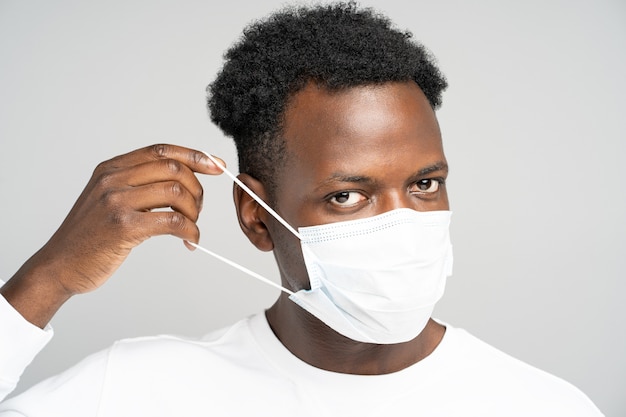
[0, 294, 603, 416]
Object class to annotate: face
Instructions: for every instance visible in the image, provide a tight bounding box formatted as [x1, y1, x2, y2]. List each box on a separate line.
[255, 80, 449, 291]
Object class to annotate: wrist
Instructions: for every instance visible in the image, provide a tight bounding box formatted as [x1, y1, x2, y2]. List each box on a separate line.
[1, 252, 73, 329]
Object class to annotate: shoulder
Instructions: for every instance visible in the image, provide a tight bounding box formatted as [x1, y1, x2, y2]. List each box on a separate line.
[107, 314, 256, 370]
[90, 314, 276, 413]
[434, 324, 603, 416]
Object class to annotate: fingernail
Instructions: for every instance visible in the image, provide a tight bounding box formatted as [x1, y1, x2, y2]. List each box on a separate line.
[203, 152, 224, 170]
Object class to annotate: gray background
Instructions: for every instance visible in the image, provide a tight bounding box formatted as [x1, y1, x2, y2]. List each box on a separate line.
[1, 0, 624, 415]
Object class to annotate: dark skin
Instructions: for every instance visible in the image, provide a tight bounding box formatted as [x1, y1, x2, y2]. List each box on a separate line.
[2, 80, 447, 376]
[1, 145, 224, 328]
[235, 80, 450, 374]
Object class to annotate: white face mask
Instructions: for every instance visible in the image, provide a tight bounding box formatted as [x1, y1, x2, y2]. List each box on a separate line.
[291, 208, 452, 344]
[190, 153, 453, 345]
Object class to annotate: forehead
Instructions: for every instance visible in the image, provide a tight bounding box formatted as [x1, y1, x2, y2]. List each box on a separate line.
[285, 81, 439, 137]
[276, 81, 444, 183]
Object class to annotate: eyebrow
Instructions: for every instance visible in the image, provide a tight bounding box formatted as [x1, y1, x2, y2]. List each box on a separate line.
[416, 161, 448, 177]
[315, 161, 449, 190]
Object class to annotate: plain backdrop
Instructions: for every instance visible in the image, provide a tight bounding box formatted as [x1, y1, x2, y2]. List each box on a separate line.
[1, 0, 624, 415]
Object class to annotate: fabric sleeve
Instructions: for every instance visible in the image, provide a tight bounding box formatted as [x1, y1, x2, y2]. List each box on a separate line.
[0, 348, 109, 417]
[0, 285, 53, 402]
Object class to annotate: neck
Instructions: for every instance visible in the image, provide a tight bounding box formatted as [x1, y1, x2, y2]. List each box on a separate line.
[265, 294, 446, 375]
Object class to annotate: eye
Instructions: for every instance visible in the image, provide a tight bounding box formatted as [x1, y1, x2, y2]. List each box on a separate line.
[329, 191, 366, 207]
[410, 179, 440, 194]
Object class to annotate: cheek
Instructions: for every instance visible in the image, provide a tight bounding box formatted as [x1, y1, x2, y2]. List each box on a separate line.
[267, 218, 312, 291]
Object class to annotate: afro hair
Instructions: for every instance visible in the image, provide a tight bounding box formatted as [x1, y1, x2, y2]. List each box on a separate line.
[207, 2, 447, 196]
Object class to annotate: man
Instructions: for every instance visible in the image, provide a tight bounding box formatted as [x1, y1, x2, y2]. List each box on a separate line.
[0, 3, 603, 415]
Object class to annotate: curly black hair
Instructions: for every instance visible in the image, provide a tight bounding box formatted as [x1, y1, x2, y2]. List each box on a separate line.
[208, 2, 447, 197]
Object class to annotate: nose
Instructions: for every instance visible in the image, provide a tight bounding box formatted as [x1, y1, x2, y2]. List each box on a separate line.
[377, 190, 414, 214]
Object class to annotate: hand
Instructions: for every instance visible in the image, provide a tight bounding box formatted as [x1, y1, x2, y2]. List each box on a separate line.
[1, 144, 224, 327]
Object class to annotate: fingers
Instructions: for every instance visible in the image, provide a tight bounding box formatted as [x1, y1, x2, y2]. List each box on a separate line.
[88, 143, 227, 247]
[142, 211, 201, 244]
[100, 144, 226, 176]
[92, 144, 229, 220]
[104, 158, 205, 212]
[104, 198, 201, 245]
[109, 181, 201, 221]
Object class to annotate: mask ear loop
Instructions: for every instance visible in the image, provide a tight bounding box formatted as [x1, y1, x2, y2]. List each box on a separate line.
[185, 152, 297, 296]
[187, 242, 294, 296]
[202, 152, 302, 240]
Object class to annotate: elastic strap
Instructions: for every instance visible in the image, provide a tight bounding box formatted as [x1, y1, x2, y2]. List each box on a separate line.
[203, 152, 302, 239]
[186, 152, 297, 296]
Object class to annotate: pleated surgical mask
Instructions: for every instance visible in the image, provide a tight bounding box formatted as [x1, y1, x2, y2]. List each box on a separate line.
[190, 153, 453, 344]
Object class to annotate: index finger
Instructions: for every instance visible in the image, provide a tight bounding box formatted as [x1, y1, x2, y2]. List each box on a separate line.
[105, 144, 226, 175]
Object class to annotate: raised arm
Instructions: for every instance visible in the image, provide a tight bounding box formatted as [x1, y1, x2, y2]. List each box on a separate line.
[0, 144, 223, 328]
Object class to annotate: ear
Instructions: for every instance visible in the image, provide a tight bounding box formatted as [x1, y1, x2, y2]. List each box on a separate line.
[233, 174, 274, 252]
